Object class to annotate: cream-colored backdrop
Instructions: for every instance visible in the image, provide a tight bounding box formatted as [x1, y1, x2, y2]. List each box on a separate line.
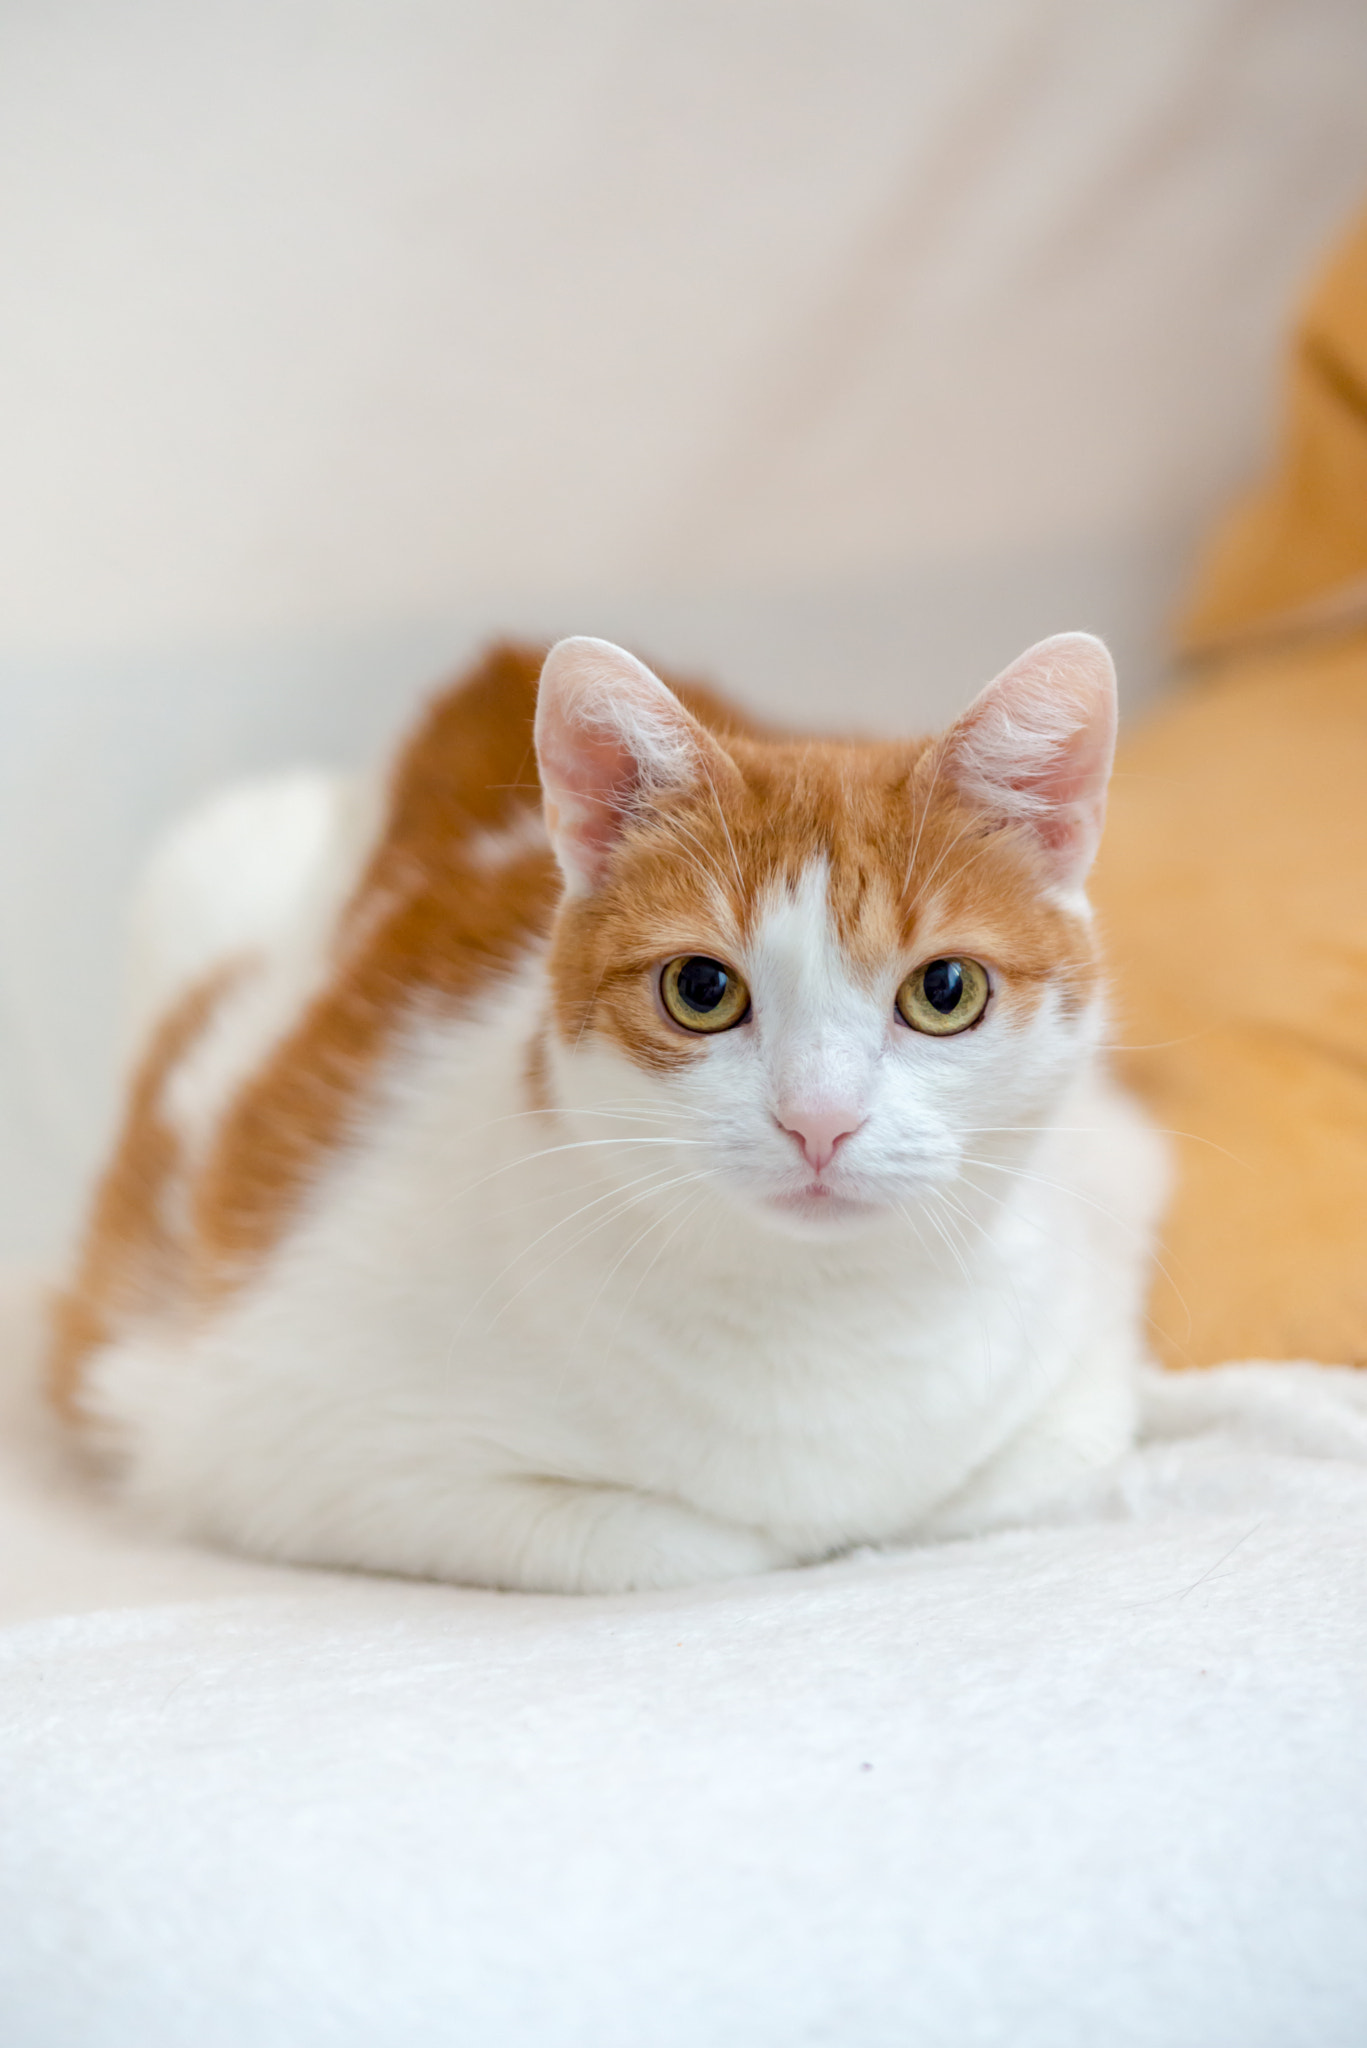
[2, 0, 1366, 1258]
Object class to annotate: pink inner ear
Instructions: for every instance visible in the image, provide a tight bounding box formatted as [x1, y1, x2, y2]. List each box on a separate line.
[534, 636, 713, 894]
[1014, 695, 1113, 860]
[945, 633, 1117, 889]
[543, 718, 642, 873]
[532, 700, 643, 884]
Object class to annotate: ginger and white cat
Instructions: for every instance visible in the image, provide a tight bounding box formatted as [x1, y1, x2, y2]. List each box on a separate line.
[51, 633, 1165, 1593]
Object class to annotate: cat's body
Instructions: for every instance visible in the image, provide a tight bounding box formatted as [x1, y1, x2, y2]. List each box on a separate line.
[52, 638, 1165, 1593]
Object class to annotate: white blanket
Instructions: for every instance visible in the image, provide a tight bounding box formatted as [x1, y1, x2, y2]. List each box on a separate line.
[2, 1277, 1364, 2047]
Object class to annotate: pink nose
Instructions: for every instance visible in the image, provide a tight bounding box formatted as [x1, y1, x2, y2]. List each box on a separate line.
[775, 1106, 865, 1173]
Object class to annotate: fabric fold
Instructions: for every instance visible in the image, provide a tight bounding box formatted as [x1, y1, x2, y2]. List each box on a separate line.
[1180, 205, 1367, 654]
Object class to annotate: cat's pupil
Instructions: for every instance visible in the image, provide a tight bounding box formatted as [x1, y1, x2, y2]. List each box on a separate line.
[678, 957, 729, 1012]
[922, 959, 964, 1013]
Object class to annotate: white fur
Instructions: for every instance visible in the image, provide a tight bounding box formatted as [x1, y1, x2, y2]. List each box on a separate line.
[463, 807, 550, 871]
[129, 771, 385, 1186]
[123, 770, 383, 1058]
[84, 763, 1166, 1595]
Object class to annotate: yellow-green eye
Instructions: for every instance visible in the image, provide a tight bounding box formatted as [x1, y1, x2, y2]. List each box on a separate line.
[896, 957, 990, 1036]
[661, 956, 750, 1033]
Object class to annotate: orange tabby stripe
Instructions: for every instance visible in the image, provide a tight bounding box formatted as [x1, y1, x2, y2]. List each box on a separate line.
[48, 964, 242, 1418]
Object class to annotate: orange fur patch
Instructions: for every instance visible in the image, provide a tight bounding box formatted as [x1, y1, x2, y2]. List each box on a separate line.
[47, 965, 242, 1418]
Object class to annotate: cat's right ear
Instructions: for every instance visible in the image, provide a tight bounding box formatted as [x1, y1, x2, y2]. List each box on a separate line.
[535, 638, 731, 895]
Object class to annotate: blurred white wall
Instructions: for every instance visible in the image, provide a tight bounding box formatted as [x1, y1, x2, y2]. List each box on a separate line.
[2, 0, 1366, 1259]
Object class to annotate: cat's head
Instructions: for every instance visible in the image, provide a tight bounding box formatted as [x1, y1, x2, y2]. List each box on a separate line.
[533, 634, 1114, 1235]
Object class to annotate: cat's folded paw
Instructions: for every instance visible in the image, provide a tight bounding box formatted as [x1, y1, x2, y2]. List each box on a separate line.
[609, 1514, 789, 1594]
[497, 1479, 790, 1594]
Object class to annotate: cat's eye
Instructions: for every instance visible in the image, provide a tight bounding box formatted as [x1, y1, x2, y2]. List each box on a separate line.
[660, 955, 751, 1033]
[896, 957, 990, 1036]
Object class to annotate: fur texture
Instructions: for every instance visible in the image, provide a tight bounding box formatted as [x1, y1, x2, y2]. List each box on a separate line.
[52, 636, 1165, 1592]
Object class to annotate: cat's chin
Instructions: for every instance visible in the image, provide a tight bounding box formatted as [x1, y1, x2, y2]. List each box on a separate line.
[755, 1185, 885, 1237]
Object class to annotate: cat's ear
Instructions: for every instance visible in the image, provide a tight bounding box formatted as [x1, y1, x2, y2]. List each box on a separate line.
[940, 632, 1117, 892]
[535, 637, 732, 895]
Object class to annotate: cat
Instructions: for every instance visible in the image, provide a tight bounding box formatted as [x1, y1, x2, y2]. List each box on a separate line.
[49, 633, 1166, 1593]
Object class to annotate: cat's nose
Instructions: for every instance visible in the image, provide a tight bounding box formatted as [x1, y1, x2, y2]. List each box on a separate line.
[775, 1106, 865, 1173]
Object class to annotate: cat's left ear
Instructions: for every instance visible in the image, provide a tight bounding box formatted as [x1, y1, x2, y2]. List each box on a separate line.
[940, 632, 1117, 892]
[535, 637, 736, 895]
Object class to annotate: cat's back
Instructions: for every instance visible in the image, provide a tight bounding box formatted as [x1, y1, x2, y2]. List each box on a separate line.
[120, 642, 563, 1141]
[50, 645, 557, 1410]
[51, 641, 753, 1414]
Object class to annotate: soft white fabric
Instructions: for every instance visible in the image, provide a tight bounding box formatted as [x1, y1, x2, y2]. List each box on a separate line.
[2, 1278, 1365, 2046]
[3, 0, 1367, 1260]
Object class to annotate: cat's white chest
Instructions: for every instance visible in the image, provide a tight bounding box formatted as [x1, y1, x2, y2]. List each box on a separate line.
[467, 1232, 1039, 1549]
[254, 1016, 1091, 1557]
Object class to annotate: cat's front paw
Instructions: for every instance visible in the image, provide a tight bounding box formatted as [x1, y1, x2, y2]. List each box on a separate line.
[610, 1511, 790, 1594]
[498, 1479, 789, 1594]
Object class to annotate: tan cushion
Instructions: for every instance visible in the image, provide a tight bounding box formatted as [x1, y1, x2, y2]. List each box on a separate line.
[1094, 631, 1367, 1366]
[1093, 201, 1367, 1368]
[1178, 206, 1367, 652]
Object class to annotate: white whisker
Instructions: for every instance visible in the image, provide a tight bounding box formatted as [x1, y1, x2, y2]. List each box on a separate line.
[465, 1168, 717, 1342]
[440, 1134, 708, 1212]
[959, 1154, 1193, 1342]
[901, 738, 946, 897]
